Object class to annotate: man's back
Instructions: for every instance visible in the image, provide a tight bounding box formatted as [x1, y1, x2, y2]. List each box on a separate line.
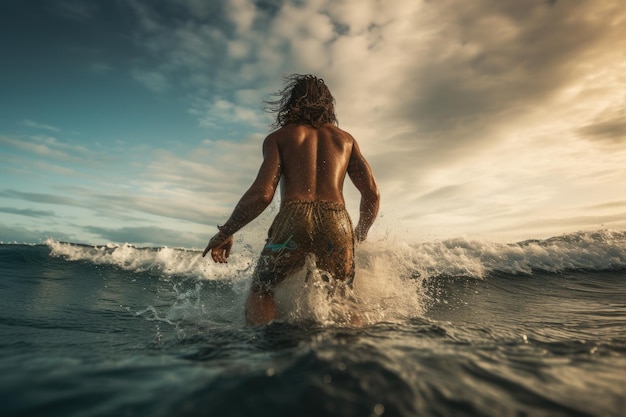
[271, 123, 354, 205]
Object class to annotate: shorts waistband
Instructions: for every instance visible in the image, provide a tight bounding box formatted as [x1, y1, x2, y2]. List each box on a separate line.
[282, 200, 346, 211]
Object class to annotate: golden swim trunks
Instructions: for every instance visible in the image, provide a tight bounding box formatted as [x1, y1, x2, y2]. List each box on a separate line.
[252, 200, 355, 292]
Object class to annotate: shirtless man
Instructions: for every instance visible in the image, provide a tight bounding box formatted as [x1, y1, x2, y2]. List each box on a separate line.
[202, 74, 379, 325]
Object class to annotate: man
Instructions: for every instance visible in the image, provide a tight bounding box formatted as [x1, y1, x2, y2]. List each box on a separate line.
[203, 74, 379, 325]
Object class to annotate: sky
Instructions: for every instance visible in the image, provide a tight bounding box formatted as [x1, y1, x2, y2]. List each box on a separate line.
[1, 0, 625, 248]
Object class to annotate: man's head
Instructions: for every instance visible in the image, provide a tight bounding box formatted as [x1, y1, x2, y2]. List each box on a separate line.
[267, 74, 338, 128]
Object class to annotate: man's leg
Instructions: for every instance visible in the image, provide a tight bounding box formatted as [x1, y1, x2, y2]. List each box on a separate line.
[245, 289, 277, 325]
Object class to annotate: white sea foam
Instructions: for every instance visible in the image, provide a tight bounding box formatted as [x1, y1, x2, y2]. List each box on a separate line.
[45, 238, 254, 281]
[46, 230, 626, 280]
[403, 229, 626, 279]
[44, 229, 626, 326]
[272, 254, 426, 325]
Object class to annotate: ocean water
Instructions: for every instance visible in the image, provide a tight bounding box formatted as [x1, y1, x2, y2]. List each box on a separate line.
[1, 229, 625, 417]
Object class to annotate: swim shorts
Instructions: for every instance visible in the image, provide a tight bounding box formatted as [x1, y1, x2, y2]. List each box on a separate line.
[252, 200, 355, 292]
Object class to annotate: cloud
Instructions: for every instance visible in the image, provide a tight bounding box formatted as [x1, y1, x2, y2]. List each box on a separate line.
[132, 69, 171, 93]
[413, 184, 470, 204]
[578, 101, 626, 144]
[342, 1, 625, 151]
[0, 190, 82, 207]
[89, 62, 113, 75]
[489, 212, 626, 239]
[585, 200, 626, 212]
[0, 207, 56, 218]
[226, 0, 256, 34]
[21, 120, 60, 132]
[0, 135, 100, 165]
[190, 98, 266, 130]
[579, 119, 626, 144]
[83, 225, 204, 248]
[0, 131, 266, 230]
[126, 1, 338, 121]
[50, 0, 98, 22]
[0, 223, 72, 244]
[0, 185, 204, 228]
[126, 133, 266, 224]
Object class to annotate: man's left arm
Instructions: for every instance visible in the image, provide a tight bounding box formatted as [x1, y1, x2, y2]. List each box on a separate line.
[347, 140, 380, 242]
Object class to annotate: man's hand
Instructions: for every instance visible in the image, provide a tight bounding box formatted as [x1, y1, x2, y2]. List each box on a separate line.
[202, 233, 234, 263]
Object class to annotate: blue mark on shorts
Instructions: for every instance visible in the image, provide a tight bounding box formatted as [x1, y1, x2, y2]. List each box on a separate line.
[264, 236, 297, 252]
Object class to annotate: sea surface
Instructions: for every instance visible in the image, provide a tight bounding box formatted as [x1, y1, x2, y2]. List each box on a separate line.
[1, 229, 625, 417]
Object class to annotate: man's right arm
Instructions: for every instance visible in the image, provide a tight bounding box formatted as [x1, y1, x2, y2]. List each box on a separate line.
[347, 140, 380, 242]
[203, 134, 282, 261]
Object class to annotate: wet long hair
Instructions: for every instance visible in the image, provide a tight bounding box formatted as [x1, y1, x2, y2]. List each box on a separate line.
[265, 74, 338, 128]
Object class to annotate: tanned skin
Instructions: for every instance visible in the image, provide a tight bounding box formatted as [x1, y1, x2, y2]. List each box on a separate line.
[203, 123, 379, 325]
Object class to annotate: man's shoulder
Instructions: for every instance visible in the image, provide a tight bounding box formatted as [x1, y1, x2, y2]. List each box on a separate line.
[267, 123, 355, 146]
[266, 124, 303, 138]
[318, 124, 355, 143]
